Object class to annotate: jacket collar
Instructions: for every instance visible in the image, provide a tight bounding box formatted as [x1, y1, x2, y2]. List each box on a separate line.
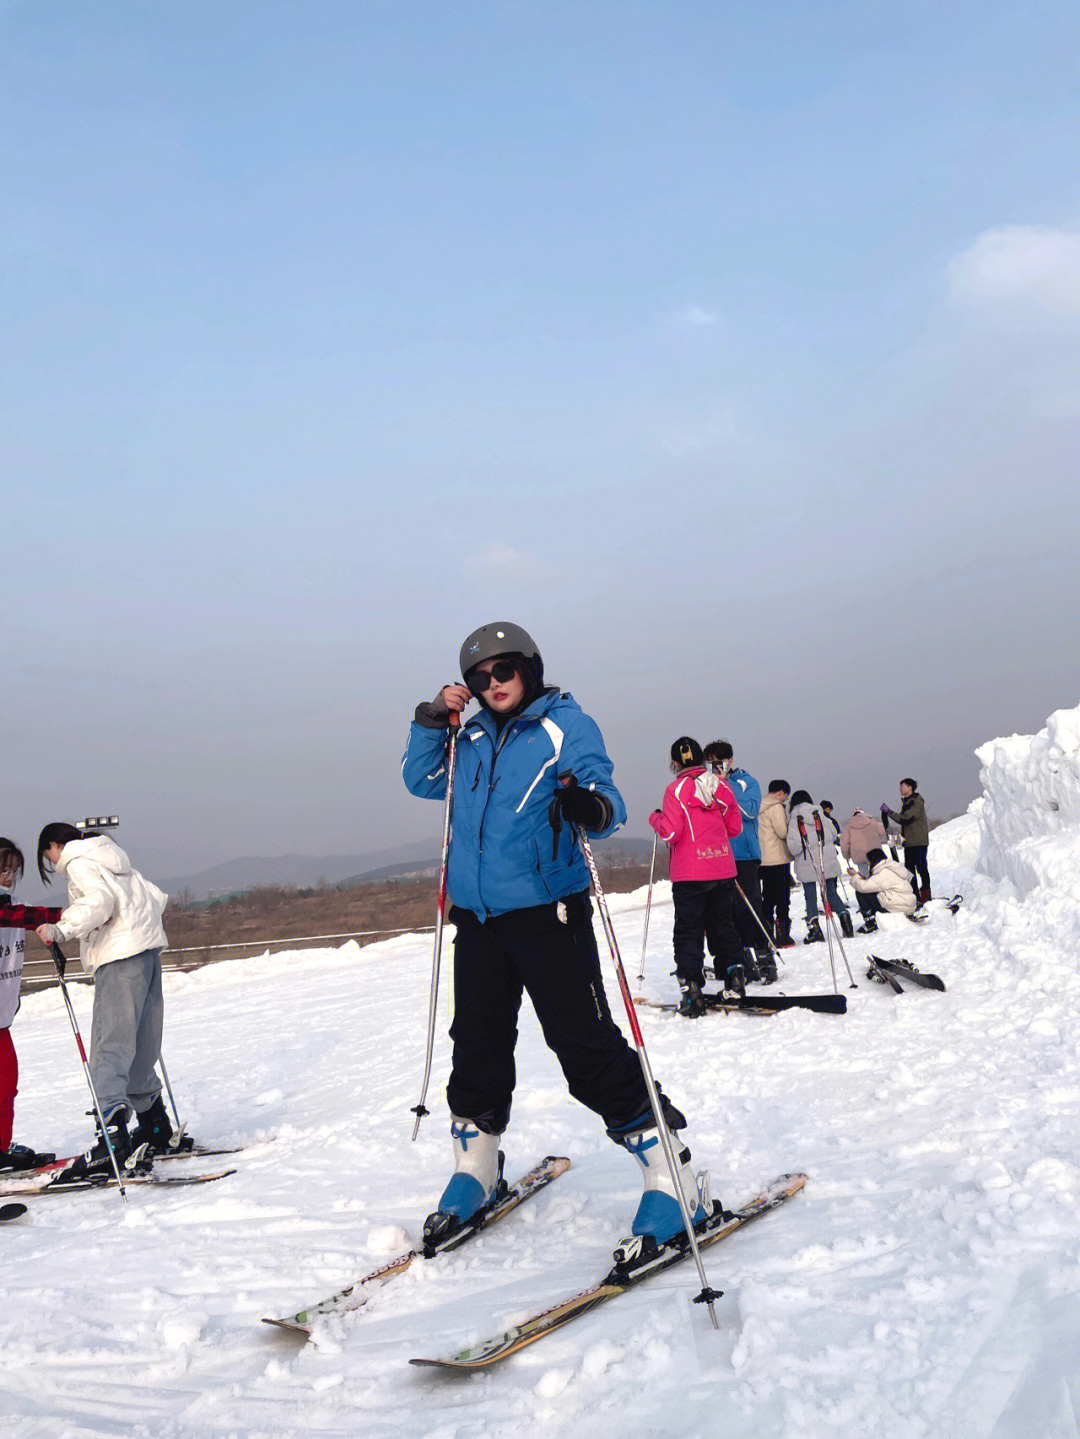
[468, 686, 561, 739]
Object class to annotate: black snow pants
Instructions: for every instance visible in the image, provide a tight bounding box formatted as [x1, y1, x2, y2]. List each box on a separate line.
[760, 863, 791, 936]
[905, 845, 930, 898]
[731, 859, 763, 950]
[672, 878, 744, 987]
[446, 892, 650, 1136]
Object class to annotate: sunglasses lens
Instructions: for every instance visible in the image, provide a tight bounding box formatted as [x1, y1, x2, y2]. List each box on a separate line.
[465, 658, 519, 695]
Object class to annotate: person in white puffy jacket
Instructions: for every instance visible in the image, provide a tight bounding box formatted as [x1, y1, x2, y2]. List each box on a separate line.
[35, 823, 173, 1179]
[846, 847, 917, 932]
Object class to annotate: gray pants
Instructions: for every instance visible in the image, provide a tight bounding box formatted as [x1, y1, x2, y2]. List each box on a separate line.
[90, 950, 164, 1117]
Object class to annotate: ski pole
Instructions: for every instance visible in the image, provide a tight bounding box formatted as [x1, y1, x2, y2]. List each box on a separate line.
[48, 943, 128, 1202]
[811, 816, 856, 989]
[571, 816, 722, 1329]
[411, 711, 461, 1141]
[156, 1055, 184, 1143]
[635, 832, 659, 987]
[797, 818, 838, 995]
[733, 881, 785, 967]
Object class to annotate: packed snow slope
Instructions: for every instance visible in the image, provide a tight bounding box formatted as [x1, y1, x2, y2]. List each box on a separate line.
[3, 706, 1079, 1439]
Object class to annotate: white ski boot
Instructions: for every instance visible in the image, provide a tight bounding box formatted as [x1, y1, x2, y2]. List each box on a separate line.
[422, 1118, 505, 1250]
[614, 1123, 710, 1252]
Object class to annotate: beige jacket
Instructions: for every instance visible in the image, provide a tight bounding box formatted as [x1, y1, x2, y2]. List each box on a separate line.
[758, 792, 791, 867]
[851, 858, 917, 914]
[55, 837, 168, 974]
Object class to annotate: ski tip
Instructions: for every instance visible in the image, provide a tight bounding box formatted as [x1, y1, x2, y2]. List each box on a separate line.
[0, 1202, 28, 1222]
[261, 1316, 313, 1337]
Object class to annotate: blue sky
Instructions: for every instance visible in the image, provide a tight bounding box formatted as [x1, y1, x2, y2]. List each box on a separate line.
[4, 1, 1079, 882]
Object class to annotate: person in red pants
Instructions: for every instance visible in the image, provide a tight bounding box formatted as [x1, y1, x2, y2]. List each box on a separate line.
[0, 837, 62, 1171]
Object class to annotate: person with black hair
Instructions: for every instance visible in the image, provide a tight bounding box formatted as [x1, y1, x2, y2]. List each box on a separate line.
[820, 801, 842, 844]
[403, 624, 714, 1252]
[703, 741, 774, 983]
[785, 792, 853, 943]
[758, 781, 795, 947]
[0, 837, 62, 1172]
[34, 822, 174, 1178]
[882, 779, 931, 901]
[650, 737, 747, 1010]
[847, 849, 918, 932]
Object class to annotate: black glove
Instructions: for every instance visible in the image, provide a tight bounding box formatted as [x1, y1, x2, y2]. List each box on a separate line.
[547, 776, 614, 857]
[414, 687, 455, 729]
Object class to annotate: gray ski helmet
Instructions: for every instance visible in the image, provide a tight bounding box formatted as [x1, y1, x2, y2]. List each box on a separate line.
[459, 622, 543, 686]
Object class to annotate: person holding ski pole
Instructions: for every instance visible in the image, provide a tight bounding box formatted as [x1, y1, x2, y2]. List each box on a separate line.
[650, 737, 746, 1012]
[758, 781, 795, 948]
[402, 623, 715, 1251]
[882, 779, 932, 902]
[702, 741, 774, 984]
[786, 792, 853, 942]
[35, 823, 175, 1179]
[0, 838, 62, 1172]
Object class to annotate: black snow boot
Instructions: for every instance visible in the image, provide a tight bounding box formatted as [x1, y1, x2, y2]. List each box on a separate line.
[856, 916, 878, 935]
[0, 1142, 57, 1173]
[130, 1095, 186, 1156]
[839, 911, 854, 939]
[741, 947, 762, 983]
[757, 952, 778, 985]
[804, 918, 824, 944]
[776, 920, 796, 949]
[55, 1105, 137, 1183]
[677, 980, 707, 1019]
[723, 964, 746, 998]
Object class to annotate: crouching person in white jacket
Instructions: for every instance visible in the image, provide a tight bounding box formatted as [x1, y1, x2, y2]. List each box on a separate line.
[847, 847, 917, 934]
[35, 823, 175, 1179]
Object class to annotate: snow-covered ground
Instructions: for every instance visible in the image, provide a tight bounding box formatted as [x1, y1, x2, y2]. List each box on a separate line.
[4, 709, 1080, 1439]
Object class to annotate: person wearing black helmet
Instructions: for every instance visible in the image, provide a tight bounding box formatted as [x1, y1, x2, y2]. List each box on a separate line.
[650, 738, 746, 1013]
[403, 623, 714, 1253]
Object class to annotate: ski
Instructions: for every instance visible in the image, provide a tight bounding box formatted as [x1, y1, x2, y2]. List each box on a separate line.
[0, 1202, 27, 1223]
[0, 1158, 237, 1196]
[633, 996, 776, 1018]
[263, 1154, 571, 1334]
[707, 991, 846, 1015]
[868, 956, 945, 992]
[865, 955, 903, 993]
[410, 1171, 808, 1370]
[155, 1144, 248, 1162]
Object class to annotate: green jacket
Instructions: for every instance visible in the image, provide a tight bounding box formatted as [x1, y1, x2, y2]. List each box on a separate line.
[886, 793, 929, 847]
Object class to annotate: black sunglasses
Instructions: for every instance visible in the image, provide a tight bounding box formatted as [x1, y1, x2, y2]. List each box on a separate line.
[465, 658, 520, 695]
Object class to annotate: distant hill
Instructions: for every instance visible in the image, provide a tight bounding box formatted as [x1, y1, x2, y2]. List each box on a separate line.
[164, 835, 656, 900]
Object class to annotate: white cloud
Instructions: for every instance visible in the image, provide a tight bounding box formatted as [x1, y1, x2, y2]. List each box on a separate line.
[949, 225, 1080, 316]
[675, 304, 719, 327]
[463, 543, 560, 584]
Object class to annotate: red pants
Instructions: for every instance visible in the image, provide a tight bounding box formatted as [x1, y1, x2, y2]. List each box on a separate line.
[0, 1028, 16, 1151]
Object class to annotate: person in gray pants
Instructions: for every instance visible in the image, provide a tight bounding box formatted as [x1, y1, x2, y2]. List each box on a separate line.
[36, 822, 175, 1178]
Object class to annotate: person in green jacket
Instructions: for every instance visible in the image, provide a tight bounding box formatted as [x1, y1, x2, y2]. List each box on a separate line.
[882, 779, 931, 902]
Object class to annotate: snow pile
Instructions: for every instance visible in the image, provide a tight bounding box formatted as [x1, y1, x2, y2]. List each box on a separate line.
[971, 702, 1080, 903]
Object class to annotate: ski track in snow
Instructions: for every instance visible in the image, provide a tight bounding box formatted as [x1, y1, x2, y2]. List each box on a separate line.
[4, 778, 1080, 1435]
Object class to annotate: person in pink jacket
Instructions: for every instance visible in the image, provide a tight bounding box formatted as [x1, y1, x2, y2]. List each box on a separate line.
[649, 737, 744, 1017]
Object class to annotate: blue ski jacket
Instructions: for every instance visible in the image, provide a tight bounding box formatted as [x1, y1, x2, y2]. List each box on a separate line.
[401, 689, 626, 921]
[727, 767, 762, 862]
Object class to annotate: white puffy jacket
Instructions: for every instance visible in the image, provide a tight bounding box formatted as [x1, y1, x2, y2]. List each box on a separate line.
[851, 858, 917, 914]
[54, 837, 168, 974]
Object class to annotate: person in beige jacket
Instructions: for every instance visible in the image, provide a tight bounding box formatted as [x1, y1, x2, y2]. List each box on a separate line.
[847, 848, 917, 932]
[35, 823, 174, 1180]
[757, 781, 794, 947]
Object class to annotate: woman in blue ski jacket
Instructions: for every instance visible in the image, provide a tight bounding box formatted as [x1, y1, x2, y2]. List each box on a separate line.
[402, 621, 713, 1252]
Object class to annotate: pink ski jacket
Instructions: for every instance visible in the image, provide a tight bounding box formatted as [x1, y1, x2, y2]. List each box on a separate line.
[649, 767, 743, 881]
